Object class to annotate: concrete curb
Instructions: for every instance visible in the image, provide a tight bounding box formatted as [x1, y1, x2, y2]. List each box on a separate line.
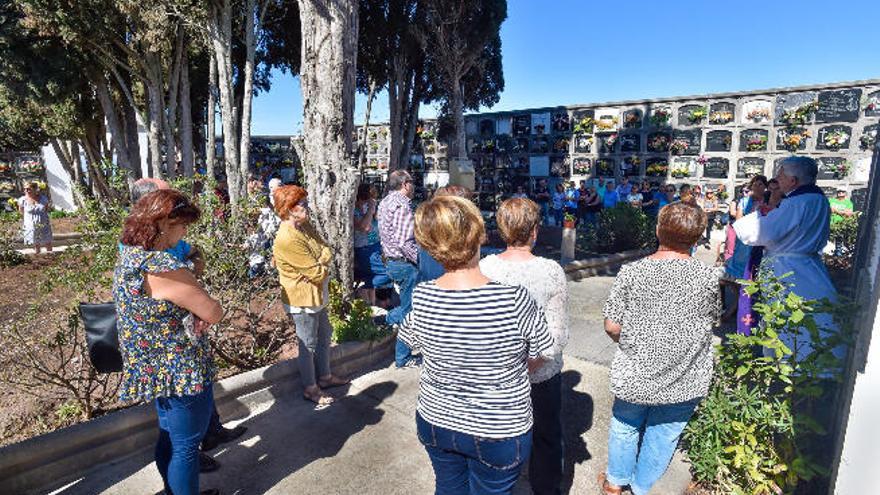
[0, 334, 396, 495]
[562, 248, 651, 281]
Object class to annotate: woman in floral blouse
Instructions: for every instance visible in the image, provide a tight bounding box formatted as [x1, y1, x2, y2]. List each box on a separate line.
[114, 189, 224, 495]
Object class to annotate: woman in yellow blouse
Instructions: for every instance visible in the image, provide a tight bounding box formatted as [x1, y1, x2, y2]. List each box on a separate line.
[273, 185, 348, 405]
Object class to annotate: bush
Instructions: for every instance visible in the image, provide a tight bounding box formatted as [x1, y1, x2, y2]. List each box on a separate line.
[584, 204, 657, 253]
[328, 280, 384, 343]
[829, 214, 860, 261]
[0, 213, 26, 267]
[683, 272, 853, 494]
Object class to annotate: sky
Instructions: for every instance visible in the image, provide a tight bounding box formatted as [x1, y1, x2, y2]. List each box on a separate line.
[250, 0, 880, 136]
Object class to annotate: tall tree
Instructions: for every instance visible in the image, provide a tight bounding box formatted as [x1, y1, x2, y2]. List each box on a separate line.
[297, 0, 359, 292]
[417, 0, 506, 159]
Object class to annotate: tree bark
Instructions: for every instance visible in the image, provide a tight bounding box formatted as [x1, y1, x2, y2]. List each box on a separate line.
[209, 0, 242, 204]
[94, 74, 138, 184]
[206, 48, 217, 180]
[449, 77, 465, 160]
[297, 0, 360, 293]
[239, 0, 258, 193]
[50, 138, 88, 207]
[164, 28, 184, 179]
[144, 52, 165, 179]
[358, 79, 377, 169]
[179, 47, 195, 177]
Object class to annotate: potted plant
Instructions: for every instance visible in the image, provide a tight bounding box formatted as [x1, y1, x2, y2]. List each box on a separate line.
[669, 139, 690, 155]
[573, 116, 595, 134]
[709, 110, 734, 124]
[18, 159, 43, 174]
[670, 163, 690, 178]
[563, 212, 577, 229]
[650, 108, 672, 127]
[780, 100, 818, 125]
[823, 129, 850, 150]
[746, 135, 768, 151]
[688, 106, 708, 124]
[648, 134, 670, 152]
[746, 107, 771, 123]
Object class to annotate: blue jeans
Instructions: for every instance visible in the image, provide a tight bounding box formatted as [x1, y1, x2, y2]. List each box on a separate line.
[354, 243, 391, 289]
[416, 413, 531, 495]
[606, 397, 700, 495]
[385, 259, 420, 366]
[530, 373, 563, 495]
[155, 385, 215, 495]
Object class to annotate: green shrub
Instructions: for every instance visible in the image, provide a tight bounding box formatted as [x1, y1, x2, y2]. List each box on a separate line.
[829, 213, 860, 260]
[683, 272, 852, 494]
[0, 213, 26, 267]
[328, 280, 384, 343]
[584, 204, 656, 253]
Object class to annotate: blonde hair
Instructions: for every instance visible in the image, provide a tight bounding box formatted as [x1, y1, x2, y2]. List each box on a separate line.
[415, 195, 485, 271]
[496, 198, 541, 247]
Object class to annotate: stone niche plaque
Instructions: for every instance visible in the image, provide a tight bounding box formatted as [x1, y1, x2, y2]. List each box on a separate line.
[678, 104, 706, 126]
[623, 109, 643, 129]
[622, 156, 642, 177]
[647, 132, 671, 152]
[742, 100, 772, 124]
[495, 155, 511, 170]
[479, 118, 496, 136]
[529, 156, 550, 176]
[737, 157, 766, 178]
[572, 108, 595, 127]
[671, 157, 696, 178]
[740, 129, 769, 152]
[709, 102, 735, 125]
[703, 157, 729, 179]
[852, 188, 869, 212]
[496, 116, 512, 135]
[595, 158, 615, 177]
[550, 157, 569, 177]
[510, 156, 527, 171]
[598, 133, 618, 153]
[817, 157, 849, 180]
[706, 130, 732, 152]
[774, 92, 817, 125]
[776, 126, 809, 152]
[816, 88, 862, 123]
[619, 133, 641, 153]
[572, 157, 592, 176]
[865, 91, 880, 118]
[816, 125, 852, 151]
[532, 112, 551, 135]
[645, 157, 669, 177]
[553, 135, 570, 154]
[552, 111, 571, 133]
[495, 135, 515, 154]
[672, 129, 701, 155]
[531, 135, 551, 154]
[595, 108, 620, 132]
[574, 134, 593, 153]
[861, 124, 879, 151]
[512, 114, 531, 136]
[514, 137, 530, 153]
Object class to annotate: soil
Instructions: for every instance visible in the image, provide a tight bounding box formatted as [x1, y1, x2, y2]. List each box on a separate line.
[50, 216, 80, 235]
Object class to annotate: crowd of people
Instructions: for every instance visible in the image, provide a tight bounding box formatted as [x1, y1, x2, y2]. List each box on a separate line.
[109, 154, 848, 495]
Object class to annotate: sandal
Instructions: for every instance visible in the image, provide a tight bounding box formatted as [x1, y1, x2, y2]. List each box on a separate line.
[597, 473, 623, 495]
[317, 375, 350, 389]
[303, 387, 334, 406]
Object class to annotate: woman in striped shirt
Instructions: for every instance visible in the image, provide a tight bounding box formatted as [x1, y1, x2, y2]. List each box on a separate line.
[398, 195, 554, 495]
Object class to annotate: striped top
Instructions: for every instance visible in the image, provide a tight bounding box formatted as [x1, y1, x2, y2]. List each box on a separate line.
[397, 281, 554, 438]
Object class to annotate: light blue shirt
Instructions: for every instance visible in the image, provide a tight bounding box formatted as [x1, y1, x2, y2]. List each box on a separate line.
[118, 239, 191, 263]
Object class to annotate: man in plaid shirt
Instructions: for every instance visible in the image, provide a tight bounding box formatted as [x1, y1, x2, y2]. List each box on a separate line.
[378, 170, 421, 367]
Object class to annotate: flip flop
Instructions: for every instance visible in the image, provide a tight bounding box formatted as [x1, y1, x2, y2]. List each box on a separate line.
[597, 473, 623, 495]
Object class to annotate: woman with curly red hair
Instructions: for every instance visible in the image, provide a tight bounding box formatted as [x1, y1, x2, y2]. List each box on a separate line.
[272, 185, 348, 406]
[115, 189, 224, 495]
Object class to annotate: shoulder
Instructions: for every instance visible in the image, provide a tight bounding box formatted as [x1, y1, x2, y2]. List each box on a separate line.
[478, 254, 501, 271]
[534, 256, 566, 281]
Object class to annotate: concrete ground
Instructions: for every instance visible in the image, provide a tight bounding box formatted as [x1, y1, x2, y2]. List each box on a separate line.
[51, 236, 732, 495]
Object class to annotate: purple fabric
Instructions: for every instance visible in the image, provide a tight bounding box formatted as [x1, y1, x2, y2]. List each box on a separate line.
[377, 190, 418, 263]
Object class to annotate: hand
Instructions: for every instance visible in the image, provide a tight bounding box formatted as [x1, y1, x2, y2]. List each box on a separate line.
[527, 357, 546, 374]
[193, 318, 212, 337]
[188, 247, 206, 277]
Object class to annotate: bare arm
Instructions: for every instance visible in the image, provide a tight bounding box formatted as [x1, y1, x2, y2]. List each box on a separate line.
[604, 318, 622, 343]
[145, 269, 224, 324]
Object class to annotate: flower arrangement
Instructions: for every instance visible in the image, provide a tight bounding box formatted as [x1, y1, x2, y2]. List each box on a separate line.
[573, 116, 595, 134]
[419, 129, 435, 141]
[624, 112, 642, 128]
[425, 143, 436, 154]
[596, 159, 614, 175]
[696, 154, 708, 165]
[599, 133, 618, 153]
[709, 110, 734, 124]
[0, 161, 11, 173]
[688, 106, 708, 124]
[369, 142, 379, 153]
[823, 129, 849, 150]
[18, 159, 43, 173]
[833, 161, 851, 178]
[646, 162, 669, 177]
[860, 130, 877, 150]
[481, 139, 496, 153]
[625, 155, 642, 166]
[746, 135, 768, 151]
[650, 108, 672, 127]
[0, 181, 15, 193]
[574, 134, 593, 152]
[746, 107, 771, 123]
[648, 134, 670, 152]
[670, 163, 690, 178]
[595, 116, 618, 131]
[780, 101, 818, 125]
[6, 197, 17, 209]
[669, 139, 690, 155]
[368, 130, 378, 140]
[553, 113, 571, 132]
[573, 160, 591, 175]
[863, 95, 878, 113]
[553, 137, 570, 153]
[534, 123, 546, 135]
[781, 129, 810, 151]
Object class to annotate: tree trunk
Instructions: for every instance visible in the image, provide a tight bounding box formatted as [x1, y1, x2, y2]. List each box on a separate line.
[206, 48, 217, 180]
[400, 94, 421, 171]
[209, 0, 242, 204]
[179, 47, 195, 177]
[144, 52, 165, 179]
[238, 0, 258, 194]
[358, 79, 377, 169]
[50, 138, 88, 207]
[297, 0, 360, 293]
[94, 75, 138, 184]
[449, 77, 466, 160]
[164, 29, 184, 179]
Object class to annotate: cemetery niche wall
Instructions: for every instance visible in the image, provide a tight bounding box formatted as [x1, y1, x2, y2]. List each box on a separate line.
[461, 80, 879, 214]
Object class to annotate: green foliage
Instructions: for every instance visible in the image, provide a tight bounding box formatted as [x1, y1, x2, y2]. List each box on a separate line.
[683, 272, 853, 494]
[583, 204, 656, 253]
[0, 212, 26, 267]
[48, 209, 76, 219]
[328, 280, 384, 343]
[829, 213, 860, 261]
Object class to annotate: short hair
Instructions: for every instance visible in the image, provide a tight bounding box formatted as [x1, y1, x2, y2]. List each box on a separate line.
[749, 175, 769, 188]
[780, 156, 818, 185]
[656, 202, 707, 252]
[121, 189, 200, 250]
[386, 170, 412, 193]
[356, 183, 372, 201]
[268, 177, 283, 190]
[273, 185, 308, 220]
[131, 178, 168, 203]
[497, 198, 541, 247]
[434, 185, 472, 199]
[415, 195, 485, 271]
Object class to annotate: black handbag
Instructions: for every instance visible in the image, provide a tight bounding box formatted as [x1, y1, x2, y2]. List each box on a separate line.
[79, 302, 123, 373]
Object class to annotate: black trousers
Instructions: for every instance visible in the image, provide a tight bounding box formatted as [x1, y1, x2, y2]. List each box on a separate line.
[530, 372, 564, 495]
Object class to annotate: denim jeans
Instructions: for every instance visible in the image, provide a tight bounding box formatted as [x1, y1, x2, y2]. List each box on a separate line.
[290, 309, 332, 388]
[606, 397, 700, 495]
[155, 385, 214, 495]
[354, 243, 392, 289]
[416, 413, 531, 495]
[529, 373, 564, 495]
[385, 259, 420, 366]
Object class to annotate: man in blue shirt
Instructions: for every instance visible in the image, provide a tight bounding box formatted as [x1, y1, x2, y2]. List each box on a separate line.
[603, 184, 620, 208]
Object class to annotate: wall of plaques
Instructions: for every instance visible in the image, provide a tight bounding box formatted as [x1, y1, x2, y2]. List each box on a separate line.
[462, 80, 880, 212]
[0, 152, 47, 212]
